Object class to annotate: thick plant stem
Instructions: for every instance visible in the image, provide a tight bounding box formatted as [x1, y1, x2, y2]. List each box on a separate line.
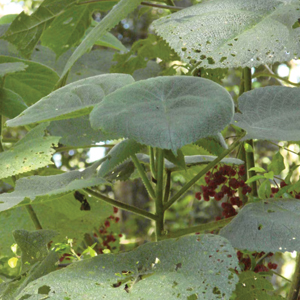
[0, 115, 4, 153]
[288, 253, 300, 300]
[163, 170, 171, 203]
[25, 205, 43, 230]
[149, 147, 156, 180]
[243, 67, 258, 197]
[131, 153, 156, 199]
[155, 149, 165, 241]
[84, 188, 158, 221]
[164, 132, 246, 210]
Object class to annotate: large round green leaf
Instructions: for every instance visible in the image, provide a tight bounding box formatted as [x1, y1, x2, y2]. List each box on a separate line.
[152, 0, 300, 69]
[234, 86, 300, 141]
[90, 76, 234, 153]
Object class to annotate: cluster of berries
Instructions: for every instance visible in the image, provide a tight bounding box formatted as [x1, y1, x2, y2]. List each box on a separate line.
[237, 251, 278, 273]
[195, 164, 252, 218]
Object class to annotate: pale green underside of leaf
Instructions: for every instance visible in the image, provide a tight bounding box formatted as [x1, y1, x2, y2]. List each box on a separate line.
[90, 76, 234, 153]
[7, 74, 134, 127]
[0, 56, 59, 106]
[0, 123, 60, 181]
[98, 139, 144, 177]
[0, 159, 108, 212]
[234, 86, 300, 141]
[16, 235, 240, 300]
[220, 198, 300, 253]
[59, 0, 144, 82]
[0, 62, 27, 76]
[0, 88, 27, 119]
[152, 0, 300, 69]
[234, 271, 284, 300]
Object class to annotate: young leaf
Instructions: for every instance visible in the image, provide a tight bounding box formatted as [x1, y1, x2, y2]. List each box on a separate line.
[220, 198, 300, 253]
[258, 179, 271, 199]
[234, 86, 300, 141]
[246, 175, 265, 184]
[15, 235, 240, 300]
[90, 76, 234, 153]
[98, 139, 144, 177]
[152, 0, 300, 69]
[0, 123, 60, 180]
[163, 149, 186, 170]
[248, 167, 266, 173]
[268, 151, 285, 175]
[7, 74, 134, 127]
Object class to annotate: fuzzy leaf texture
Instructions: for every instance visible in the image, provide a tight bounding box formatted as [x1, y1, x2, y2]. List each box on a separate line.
[16, 235, 240, 300]
[234, 86, 300, 141]
[152, 0, 300, 69]
[7, 74, 134, 127]
[220, 199, 300, 253]
[90, 76, 234, 153]
[0, 123, 60, 180]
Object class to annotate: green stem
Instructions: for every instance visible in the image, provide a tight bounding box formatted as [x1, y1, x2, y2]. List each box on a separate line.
[25, 205, 43, 230]
[287, 253, 300, 300]
[131, 153, 156, 199]
[253, 72, 299, 87]
[149, 147, 156, 180]
[163, 170, 171, 203]
[141, 1, 182, 10]
[244, 67, 258, 197]
[155, 149, 165, 241]
[84, 188, 158, 221]
[55, 144, 114, 152]
[0, 115, 4, 153]
[2, 138, 19, 143]
[164, 132, 246, 210]
[161, 217, 234, 239]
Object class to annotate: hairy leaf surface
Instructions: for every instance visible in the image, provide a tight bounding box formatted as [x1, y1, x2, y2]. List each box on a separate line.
[90, 76, 234, 153]
[152, 0, 300, 68]
[220, 199, 300, 252]
[7, 74, 134, 127]
[234, 86, 300, 141]
[16, 235, 239, 300]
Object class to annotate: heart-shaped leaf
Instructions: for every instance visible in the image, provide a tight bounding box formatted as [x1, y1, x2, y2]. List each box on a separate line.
[16, 235, 240, 300]
[7, 74, 134, 127]
[152, 0, 300, 68]
[234, 86, 300, 141]
[90, 76, 234, 153]
[220, 198, 300, 252]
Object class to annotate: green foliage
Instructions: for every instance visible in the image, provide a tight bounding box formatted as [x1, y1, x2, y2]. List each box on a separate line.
[268, 151, 285, 175]
[90, 76, 234, 153]
[0, 62, 27, 76]
[16, 235, 240, 299]
[194, 133, 228, 156]
[153, 0, 300, 68]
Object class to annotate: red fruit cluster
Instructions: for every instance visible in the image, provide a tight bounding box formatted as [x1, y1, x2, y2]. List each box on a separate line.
[195, 164, 252, 219]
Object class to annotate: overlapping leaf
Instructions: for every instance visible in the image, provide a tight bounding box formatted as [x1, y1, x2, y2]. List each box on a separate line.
[0, 88, 27, 118]
[220, 198, 300, 252]
[0, 62, 27, 76]
[0, 123, 60, 180]
[90, 76, 234, 153]
[16, 235, 240, 300]
[152, 0, 300, 69]
[0, 56, 59, 106]
[234, 86, 300, 141]
[7, 74, 134, 127]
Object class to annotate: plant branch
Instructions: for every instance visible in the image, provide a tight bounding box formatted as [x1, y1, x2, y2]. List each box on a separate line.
[131, 153, 156, 199]
[287, 253, 300, 300]
[0, 115, 4, 152]
[163, 170, 171, 203]
[164, 132, 246, 210]
[268, 141, 300, 156]
[161, 217, 234, 239]
[55, 144, 114, 152]
[155, 148, 165, 240]
[84, 188, 158, 221]
[149, 147, 156, 180]
[25, 205, 43, 230]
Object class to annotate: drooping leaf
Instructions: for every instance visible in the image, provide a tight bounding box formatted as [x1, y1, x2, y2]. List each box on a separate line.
[16, 235, 240, 300]
[0, 123, 60, 180]
[40, 1, 117, 57]
[0, 56, 59, 106]
[98, 139, 144, 177]
[59, 0, 144, 82]
[268, 151, 285, 175]
[0, 62, 27, 76]
[2, 0, 77, 58]
[90, 76, 234, 153]
[220, 198, 300, 252]
[47, 115, 118, 147]
[0, 88, 27, 118]
[7, 74, 134, 127]
[0, 158, 108, 212]
[234, 86, 300, 141]
[233, 271, 284, 300]
[152, 0, 300, 69]
[194, 133, 228, 156]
